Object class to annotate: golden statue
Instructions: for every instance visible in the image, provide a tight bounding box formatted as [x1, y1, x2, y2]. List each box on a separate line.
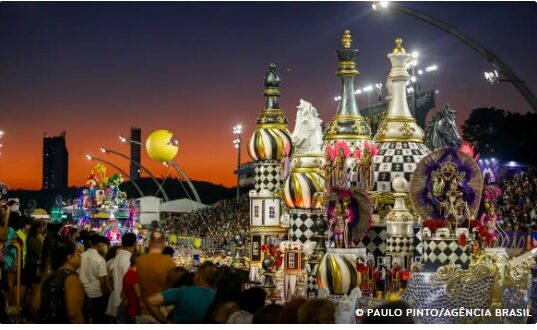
[358, 148, 372, 190]
[335, 148, 345, 186]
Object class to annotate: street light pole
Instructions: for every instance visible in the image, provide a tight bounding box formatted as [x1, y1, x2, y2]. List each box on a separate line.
[372, 1, 537, 112]
[233, 125, 242, 203]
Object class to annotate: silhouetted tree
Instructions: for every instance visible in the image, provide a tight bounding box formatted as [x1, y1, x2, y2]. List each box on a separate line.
[462, 107, 537, 164]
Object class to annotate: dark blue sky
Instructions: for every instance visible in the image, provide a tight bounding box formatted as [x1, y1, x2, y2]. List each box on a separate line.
[0, 2, 535, 188]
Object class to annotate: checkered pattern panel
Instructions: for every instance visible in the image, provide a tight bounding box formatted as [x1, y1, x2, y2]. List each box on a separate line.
[413, 225, 423, 258]
[254, 162, 280, 192]
[386, 236, 413, 254]
[290, 210, 318, 243]
[307, 264, 319, 298]
[373, 142, 430, 192]
[422, 238, 470, 272]
[358, 225, 386, 259]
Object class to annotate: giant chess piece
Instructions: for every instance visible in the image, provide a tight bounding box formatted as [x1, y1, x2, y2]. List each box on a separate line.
[373, 38, 430, 194]
[261, 256, 280, 303]
[424, 104, 462, 150]
[385, 177, 415, 270]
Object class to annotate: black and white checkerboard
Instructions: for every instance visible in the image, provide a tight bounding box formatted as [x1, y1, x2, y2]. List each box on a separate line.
[386, 236, 413, 255]
[413, 225, 423, 258]
[289, 210, 319, 243]
[254, 161, 281, 192]
[422, 238, 470, 272]
[357, 225, 387, 260]
[306, 263, 319, 298]
[372, 142, 430, 192]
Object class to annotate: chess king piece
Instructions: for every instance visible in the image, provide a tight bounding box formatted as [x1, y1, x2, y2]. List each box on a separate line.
[356, 256, 381, 297]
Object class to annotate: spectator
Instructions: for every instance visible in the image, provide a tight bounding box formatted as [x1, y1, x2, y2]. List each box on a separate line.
[40, 239, 85, 323]
[278, 296, 307, 323]
[106, 233, 137, 319]
[252, 304, 284, 324]
[206, 266, 248, 323]
[227, 287, 267, 324]
[137, 231, 176, 323]
[165, 267, 189, 289]
[297, 299, 336, 324]
[79, 234, 109, 323]
[118, 253, 140, 324]
[147, 261, 219, 323]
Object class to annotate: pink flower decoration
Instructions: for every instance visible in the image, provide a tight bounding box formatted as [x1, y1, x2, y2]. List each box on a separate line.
[334, 140, 351, 157]
[326, 145, 337, 160]
[354, 148, 361, 160]
[284, 143, 291, 157]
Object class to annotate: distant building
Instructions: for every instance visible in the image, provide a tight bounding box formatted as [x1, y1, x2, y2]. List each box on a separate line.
[42, 132, 69, 191]
[130, 127, 141, 181]
[234, 161, 255, 188]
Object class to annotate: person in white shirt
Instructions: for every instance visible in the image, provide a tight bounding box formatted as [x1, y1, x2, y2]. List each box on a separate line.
[105, 232, 137, 320]
[79, 234, 109, 323]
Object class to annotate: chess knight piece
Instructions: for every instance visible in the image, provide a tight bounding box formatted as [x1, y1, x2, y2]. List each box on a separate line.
[357, 256, 381, 297]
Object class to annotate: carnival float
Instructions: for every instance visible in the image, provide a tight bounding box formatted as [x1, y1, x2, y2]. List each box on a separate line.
[244, 30, 537, 323]
[72, 164, 140, 244]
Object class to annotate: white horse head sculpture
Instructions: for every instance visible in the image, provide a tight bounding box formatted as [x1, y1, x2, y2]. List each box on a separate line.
[291, 99, 323, 156]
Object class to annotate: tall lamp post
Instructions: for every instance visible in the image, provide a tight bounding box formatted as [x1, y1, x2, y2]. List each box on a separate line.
[232, 124, 242, 203]
[408, 51, 419, 116]
[372, 1, 537, 112]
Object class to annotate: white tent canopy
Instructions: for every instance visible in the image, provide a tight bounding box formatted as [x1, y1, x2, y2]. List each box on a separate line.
[160, 198, 207, 213]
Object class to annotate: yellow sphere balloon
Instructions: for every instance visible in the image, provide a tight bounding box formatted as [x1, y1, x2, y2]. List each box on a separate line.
[145, 129, 179, 162]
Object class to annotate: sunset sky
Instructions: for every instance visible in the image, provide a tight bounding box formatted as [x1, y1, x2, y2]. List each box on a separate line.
[0, 2, 536, 190]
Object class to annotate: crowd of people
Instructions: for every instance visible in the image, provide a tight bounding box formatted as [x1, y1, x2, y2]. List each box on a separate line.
[159, 195, 250, 248]
[4, 201, 402, 324]
[496, 169, 537, 232]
